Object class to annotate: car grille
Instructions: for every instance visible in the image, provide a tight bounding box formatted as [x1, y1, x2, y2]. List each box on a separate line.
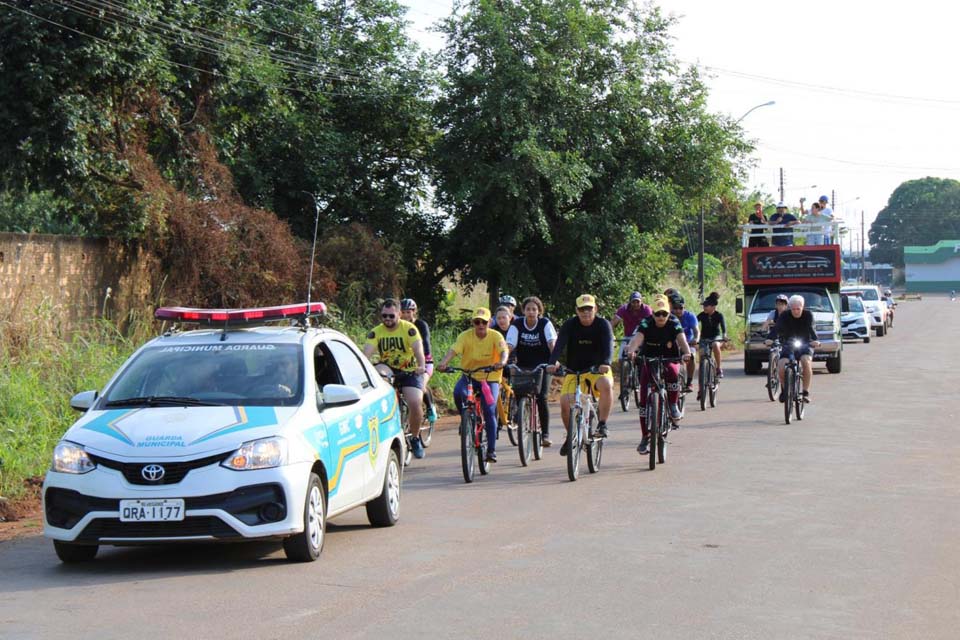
[88, 451, 231, 485]
[76, 517, 241, 542]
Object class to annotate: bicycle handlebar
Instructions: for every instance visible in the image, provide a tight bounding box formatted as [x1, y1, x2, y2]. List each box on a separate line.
[554, 364, 603, 376]
[506, 363, 550, 374]
[440, 365, 499, 375]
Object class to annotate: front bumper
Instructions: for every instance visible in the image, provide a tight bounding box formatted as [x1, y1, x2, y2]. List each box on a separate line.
[746, 335, 841, 361]
[43, 459, 313, 544]
[841, 320, 869, 339]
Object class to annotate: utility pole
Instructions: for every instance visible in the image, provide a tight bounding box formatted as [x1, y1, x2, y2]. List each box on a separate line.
[698, 205, 705, 302]
[832, 189, 836, 209]
[860, 210, 866, 284]
[779, 168, 785, 203]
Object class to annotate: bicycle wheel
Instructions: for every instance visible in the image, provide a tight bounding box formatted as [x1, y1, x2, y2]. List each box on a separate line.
[699, 360, 708, 411]
[648, 391, 660, 470]
[795, 375, 806, 421]
[531, 399, 543, 461]
[620, 360, 632, 412]
[477, 418, 490, 475]
[502, 388, 518, 446]
[657, 398, 667, 465]
[632, 365, 642, 408]
[460, 412, 476, 483]
[708, 368, 718, 408]
[517, 397, 533, 467]
[587, 407, 602, 473]
[566, 407, 582, 481]
[419, 389, 434, 447]
[677, 370, 686, 415]
[783, 367, 793, 425]
[766, 353, 778, 402]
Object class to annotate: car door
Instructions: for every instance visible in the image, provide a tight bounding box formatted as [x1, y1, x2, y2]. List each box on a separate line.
[321, 339, 379, 509]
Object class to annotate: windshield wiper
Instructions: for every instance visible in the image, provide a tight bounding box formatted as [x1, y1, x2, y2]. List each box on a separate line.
[103, 396, 224, 408]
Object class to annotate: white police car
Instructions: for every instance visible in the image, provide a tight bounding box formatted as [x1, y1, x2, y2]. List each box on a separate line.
[42, 303, 404, 563]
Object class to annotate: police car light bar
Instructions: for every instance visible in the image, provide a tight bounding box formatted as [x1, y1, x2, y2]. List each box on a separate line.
[155, 302, 327, 325]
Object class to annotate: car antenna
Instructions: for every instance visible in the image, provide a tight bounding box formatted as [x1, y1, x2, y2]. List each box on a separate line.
[302, 191, 322, 331]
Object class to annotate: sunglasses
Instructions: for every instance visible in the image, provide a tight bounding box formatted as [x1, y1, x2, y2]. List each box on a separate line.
[653, 311, 669, 318]
[473, 319, 488, 326]
[381, 313, 396, 319]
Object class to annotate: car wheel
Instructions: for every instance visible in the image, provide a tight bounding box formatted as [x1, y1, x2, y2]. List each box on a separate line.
[283, 472, 325, 562]
[366, 449, 401, 527]
[53, 541, 98, 563]
[863, 336, 871, 344]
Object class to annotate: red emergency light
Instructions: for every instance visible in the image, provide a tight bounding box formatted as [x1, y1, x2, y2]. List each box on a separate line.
[155, 302, 327, 325]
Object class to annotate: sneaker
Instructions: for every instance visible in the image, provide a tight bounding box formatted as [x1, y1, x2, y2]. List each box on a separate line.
[426, 404, 438, 424]
[559, 441, 569, 456]
[669, 404, 681, 420]
[486, 451, 498, 463]
[778, 390, 786, 403]
[636, 437, 649, 454]
[595, 422, 609, 438]
[802, 391, 811, 403]
[541, 434, 553, 447]
[410, 436, 425, 459]
[683, 383, 693, 393]
[717, 368, 724, 379]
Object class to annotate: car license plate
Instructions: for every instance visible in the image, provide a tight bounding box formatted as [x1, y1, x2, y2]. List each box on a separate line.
[119, 499, 185, 522]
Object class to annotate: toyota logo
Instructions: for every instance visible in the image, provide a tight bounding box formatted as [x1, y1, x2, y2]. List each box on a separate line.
[141, 464, 166, 482]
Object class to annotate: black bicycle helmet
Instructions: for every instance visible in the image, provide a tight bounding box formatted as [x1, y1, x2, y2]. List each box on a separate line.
[400, 298, 417, 311]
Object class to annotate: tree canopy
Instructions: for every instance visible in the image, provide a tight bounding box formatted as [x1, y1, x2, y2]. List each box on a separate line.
[869, 177, 960, 267]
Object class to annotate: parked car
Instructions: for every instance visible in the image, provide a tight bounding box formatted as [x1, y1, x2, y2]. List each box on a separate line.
[840, 293, 871, 343]
[841, 285, 888, 336]
[43, 303, 404, 563]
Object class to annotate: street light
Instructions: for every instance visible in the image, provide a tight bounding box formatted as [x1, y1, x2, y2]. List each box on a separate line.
[735, 100, 775, 124]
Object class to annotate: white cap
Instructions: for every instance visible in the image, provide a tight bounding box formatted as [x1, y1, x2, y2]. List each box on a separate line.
[776, 201, 786, 208]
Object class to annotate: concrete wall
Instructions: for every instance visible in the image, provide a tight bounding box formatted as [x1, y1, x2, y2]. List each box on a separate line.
[0, 233, 158, 328]
[904, 258, 960, 293]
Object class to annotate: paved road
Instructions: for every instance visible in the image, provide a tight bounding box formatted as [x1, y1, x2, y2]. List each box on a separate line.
[2, 298, 958, 639]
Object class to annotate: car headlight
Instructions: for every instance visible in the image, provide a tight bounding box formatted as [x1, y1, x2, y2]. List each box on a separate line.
[222, 437, 288, 471]
[52, 441, 97, 474]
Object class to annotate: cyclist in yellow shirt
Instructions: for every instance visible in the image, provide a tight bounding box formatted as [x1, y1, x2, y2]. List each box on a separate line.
[437, 307, 509, 462]
[363, 298, 427, 458]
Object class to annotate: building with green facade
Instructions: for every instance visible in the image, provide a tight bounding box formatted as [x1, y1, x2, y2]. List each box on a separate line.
[903, 240, 960, 292]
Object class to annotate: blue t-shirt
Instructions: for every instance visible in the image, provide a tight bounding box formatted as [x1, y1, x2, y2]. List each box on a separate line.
[676, 310, 698, 343]
[769, 212, 798, 246]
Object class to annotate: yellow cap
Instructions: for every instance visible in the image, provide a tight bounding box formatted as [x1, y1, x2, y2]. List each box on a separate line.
[472, 307, 491, 322]
[652, 295, 670, 314]
[575, 294, 596, 309]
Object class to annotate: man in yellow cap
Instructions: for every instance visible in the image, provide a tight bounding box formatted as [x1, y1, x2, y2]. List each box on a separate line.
[547, 294, 615, 453]
[626, 294, 693, 454]
[437, 307, 509, 462]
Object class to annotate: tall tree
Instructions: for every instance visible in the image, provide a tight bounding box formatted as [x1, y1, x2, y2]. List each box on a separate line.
[432, 0, 747, 311]
[869, 177, 960, 267]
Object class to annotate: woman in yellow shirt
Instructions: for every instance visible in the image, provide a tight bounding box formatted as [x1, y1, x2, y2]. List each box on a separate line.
[437, 308, 509, 462]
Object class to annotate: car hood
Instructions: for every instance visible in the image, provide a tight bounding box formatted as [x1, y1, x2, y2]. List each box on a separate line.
[841, 312, 866, 321]
[748, 311, 835, 325]
[64, 406, 298, 459]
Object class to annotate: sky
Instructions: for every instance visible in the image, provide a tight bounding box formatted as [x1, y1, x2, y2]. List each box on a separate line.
[401, 0, 960, 247]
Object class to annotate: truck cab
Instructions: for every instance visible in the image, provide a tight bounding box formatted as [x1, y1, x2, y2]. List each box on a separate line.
[737, 221, 844, 375]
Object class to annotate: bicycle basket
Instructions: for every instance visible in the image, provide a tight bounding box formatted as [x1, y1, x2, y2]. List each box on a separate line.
[510, 369, 544, 396]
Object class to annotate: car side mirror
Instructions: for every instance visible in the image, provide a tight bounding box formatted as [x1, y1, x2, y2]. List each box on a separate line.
[319, 384, 361, 409]
[735, 298, 744, 314]
[70, 390, 99, 412]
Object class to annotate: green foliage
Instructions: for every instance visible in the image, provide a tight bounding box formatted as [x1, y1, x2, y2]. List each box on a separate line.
[681, 252, 724, 284]
[869, 177, 960, 267]
[0, 188, 86, 235]
[433, 0, 748, 312]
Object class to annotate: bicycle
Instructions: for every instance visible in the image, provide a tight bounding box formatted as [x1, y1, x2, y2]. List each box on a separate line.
[497, 376, 519, 446]
[697, 338, 727, 411]
[374, 364, 431, 465]
[765, 339, 781, 402]
[442, 366, 498, 483]
[618, 338, 640, 411]
[780, 339, 808, 424]
[556, 365, 604, 481]
[640, 355, 685, 470]
[507, 363, 549, 466]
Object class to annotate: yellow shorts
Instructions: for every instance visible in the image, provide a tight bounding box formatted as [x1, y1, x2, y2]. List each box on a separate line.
[560, 370, 613, 398]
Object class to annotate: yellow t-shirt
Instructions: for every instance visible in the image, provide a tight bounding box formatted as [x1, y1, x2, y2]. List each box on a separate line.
[365, 320, 422, 372]
[452, 329, 507, 382]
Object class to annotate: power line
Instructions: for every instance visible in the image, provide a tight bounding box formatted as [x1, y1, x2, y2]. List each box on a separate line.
[757, 143, 960, 172]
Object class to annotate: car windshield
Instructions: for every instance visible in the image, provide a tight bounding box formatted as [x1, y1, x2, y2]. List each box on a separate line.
[753, 290, 834, 313]
[844, 288, 879, 301]
[101, 343, 303, 407]
[842, 296, 864, 313]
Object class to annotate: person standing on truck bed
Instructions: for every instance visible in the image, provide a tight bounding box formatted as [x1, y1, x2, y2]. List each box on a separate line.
[747, 202, 769, 247]
[769, 202, 799, 246]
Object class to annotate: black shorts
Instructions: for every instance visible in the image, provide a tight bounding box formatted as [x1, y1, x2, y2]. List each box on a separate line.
[786, 346, 815, 359]
[395, 371, 424, 390]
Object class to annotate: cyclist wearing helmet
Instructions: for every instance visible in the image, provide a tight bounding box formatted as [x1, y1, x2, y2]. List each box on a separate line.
[499, 294, 522, 319]
[697, 292, 727, 378]
[669, 294, 699, 392]
[400, 298, 437, 424]
[763, 294, 790, 333]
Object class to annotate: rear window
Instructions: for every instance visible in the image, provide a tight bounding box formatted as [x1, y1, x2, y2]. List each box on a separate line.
[102, 343, 303, 407]
[842, 296, 864, 312]
[844, 288, 879, 301]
